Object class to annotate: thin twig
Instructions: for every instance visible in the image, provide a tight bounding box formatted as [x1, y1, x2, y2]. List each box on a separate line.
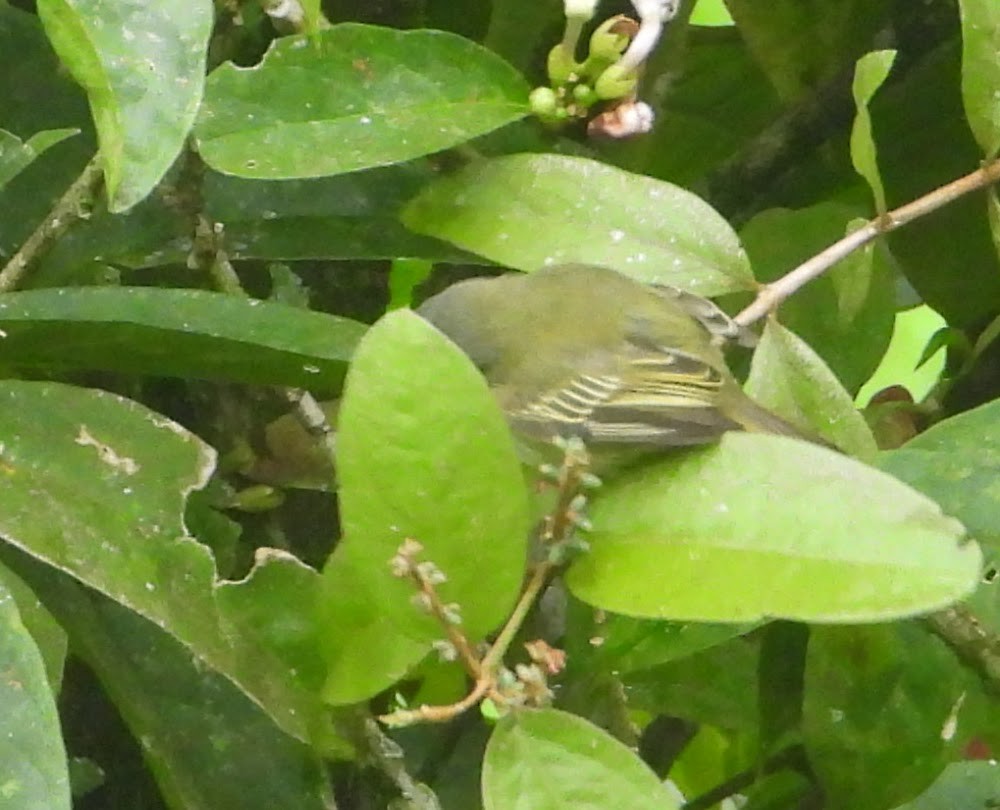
[923, 604, 1000, 696]
[280, 388, 338, 485]
[682, 745, 810, 810]
[402, 542, 485, 681]
[0, 155, 104, 292]
[483, 443, 591, 671]
[171, 144, 338, 477]
[192, 215, 244, 295]
[380, 443, 592, 727]
[379, 677, 497, 727]
[734, 157, 1000, 326]
[377, 557, 551, 726]
[481, 561, 554, 672]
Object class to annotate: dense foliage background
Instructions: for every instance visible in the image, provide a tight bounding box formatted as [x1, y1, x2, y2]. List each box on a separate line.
[1, 0, 999, 808]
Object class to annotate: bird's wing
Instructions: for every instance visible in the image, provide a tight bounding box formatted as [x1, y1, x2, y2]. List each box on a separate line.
[507, 347, 742, 446]
[650, 284, 758, 347]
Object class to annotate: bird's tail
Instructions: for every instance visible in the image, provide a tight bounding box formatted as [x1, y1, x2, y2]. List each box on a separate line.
[734, 396, 835, 449]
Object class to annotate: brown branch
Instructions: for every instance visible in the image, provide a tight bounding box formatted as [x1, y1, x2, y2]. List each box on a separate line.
[482, 440, 593, 673]
[380, 442, 593, 727]
[735, 158, 1000, 326]
[0, 155, 104, 292]
[923, 604, 1000, 696]
[482, 561, 554, 673]
[379, 676, 498, 727]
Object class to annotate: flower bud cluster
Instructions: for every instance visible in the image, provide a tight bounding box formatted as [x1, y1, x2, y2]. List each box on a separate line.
[530, 1, 679, 138]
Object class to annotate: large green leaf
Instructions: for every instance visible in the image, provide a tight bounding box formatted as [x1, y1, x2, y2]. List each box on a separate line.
[320, 310, 530, 704]
[879, 399, 1000, 553]
[567, 433, 980, 622]
[804, 624, 965, 810]
[892, 761, 1000, 810]
[36, 0, 212, 211]
[0, 380, 337, 749]
[0, 577, 70, 810]
[482, 708, 679, 810]
[0, 287, 365, 392]
[8, 562, 335, 810]
[196, 24, 529, 179]
[957, 0, 1000, 158]
[403, 154, 755, 296]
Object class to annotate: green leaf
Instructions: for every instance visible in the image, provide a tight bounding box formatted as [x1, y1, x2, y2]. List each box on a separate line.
[879, 399, 1000, 553]
[850, 50, 896, 214]
[745, 320, 879, 460]
[203, 165, 473, 263]
[320, 310, 530, 704]
[482, 708, 679, 810]
[0, 577, 71, 810]
[0, 127, 78, 190]
[36, 0, 212, 211]
[0, 4, 95, 258]
[878, 42, 1000, 328]
[855, 305, 948, 407]
[298, 0, 327, 35]
[804, 624, 964, 810]
[10, 564, 336, 810]
[27, 193, 190, 287]
[0, 287, 365, 392]
[0, 380, 337, 749]
[196, 24, 529, 179]
[403, 154, 755, 296]
[566, 432, 980, 622]
[758, 621, 808, 754]
[0, 561, 67, 693]
[623, 634, 761, 731]
[957, 0, 1000, 158]
[668, 725, 757, 802]
[483, 0, 563, 74]
[892, 760, 1000, 810]
[26, 163, 470, 285]
[740, 204, 896, 393]
[387, 258, 434, 311]
[691, 0, 734, 27]
[575, 613, 755, 674]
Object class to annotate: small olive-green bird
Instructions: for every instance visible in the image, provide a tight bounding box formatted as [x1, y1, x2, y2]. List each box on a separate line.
[417, 263, 811, 453]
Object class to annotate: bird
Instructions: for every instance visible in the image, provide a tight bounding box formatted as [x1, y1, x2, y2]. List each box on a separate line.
[417, 263, 812, 456]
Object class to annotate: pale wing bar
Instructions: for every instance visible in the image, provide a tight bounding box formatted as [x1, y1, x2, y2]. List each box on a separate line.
[510, 349, 741, 444]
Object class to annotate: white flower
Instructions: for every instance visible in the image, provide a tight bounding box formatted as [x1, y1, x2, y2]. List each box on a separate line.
[564, 0, 600, 19]
[618, 0, 680, 73]
[631, 0, 679, 22]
